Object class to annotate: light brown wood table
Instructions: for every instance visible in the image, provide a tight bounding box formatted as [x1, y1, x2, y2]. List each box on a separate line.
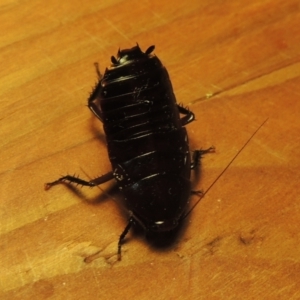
[1, 0, 300, 299]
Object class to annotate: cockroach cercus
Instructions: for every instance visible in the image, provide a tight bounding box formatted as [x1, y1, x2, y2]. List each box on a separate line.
[45, 44, 266, 260]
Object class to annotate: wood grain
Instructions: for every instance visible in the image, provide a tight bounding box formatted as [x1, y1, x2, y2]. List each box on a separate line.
[1, 0, 300, 299]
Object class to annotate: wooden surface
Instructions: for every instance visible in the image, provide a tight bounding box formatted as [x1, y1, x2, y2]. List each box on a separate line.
[1, 0, 300, 299]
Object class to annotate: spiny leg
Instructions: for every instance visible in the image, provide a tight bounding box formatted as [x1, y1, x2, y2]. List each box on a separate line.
[118, 217, 135, 261]
[44, 171, 114, 190]
[177, 105, 195, 126]
[191, 147, 215, 169]
[88, 96, 103, 122]
[87, 62, 104, 121]
[189, 148, 215, 208]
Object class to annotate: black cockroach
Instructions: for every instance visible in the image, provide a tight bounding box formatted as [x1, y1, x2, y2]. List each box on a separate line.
[45, 44, 214, 259]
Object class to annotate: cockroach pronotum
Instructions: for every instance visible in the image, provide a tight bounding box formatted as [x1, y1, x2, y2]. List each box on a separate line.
[45, 44, 266, 260]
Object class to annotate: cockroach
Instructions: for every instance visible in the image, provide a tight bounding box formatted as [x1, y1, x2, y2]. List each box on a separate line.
[45, 44, 266, 260]
[45, 44, 213, 259]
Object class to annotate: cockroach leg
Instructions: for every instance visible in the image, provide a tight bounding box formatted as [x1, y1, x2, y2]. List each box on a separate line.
[44, 171, 114, 190]
[191, 147, 215, 169]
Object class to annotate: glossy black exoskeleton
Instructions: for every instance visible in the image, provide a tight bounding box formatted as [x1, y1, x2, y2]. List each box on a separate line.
[45, 45, 213, 259]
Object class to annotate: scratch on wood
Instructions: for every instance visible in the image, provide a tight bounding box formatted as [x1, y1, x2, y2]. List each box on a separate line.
[205, 236, 222, 255]
[103, 18, 132, 43]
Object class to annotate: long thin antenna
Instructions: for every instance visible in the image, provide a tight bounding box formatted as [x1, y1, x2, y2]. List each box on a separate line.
[184, 118, 268, 219]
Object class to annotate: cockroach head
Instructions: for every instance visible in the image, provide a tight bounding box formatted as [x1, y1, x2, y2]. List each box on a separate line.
[110, 44, 155, 66]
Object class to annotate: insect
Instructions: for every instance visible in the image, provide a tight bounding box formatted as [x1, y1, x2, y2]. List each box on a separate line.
[45, 44, 213, 259]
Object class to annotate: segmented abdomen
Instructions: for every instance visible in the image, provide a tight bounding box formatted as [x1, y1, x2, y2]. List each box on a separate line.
[98, 53, 191, 207]
[99, 56, 181, 140]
